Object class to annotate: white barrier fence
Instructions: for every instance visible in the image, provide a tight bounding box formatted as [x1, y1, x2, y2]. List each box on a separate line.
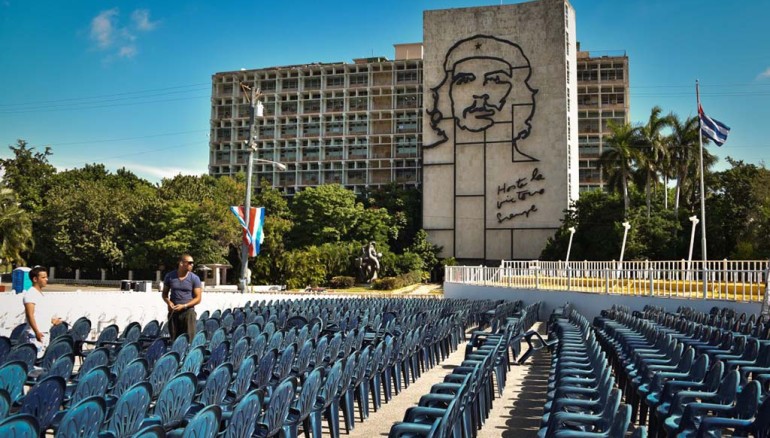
[447, 259, 769, 302]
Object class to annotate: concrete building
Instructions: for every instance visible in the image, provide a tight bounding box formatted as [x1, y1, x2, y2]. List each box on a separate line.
[208, 44, 424, 195]
[576, 46, 630, 191]
[422, 0, 578, 262]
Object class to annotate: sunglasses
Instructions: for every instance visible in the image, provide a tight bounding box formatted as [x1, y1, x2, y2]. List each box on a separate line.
[183, 261, 194, 265]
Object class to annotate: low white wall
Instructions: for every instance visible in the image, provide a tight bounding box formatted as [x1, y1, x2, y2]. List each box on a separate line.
[444, 283, 762, 322]
[0, 290, 336, 340]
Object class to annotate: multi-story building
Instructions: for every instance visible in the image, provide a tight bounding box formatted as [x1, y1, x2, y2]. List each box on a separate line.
[575, 46, 630, 192]
[208, 43, 423, 195]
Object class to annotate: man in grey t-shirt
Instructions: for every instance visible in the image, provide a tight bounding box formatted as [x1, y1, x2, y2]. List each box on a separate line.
[162, 254, 202, 340]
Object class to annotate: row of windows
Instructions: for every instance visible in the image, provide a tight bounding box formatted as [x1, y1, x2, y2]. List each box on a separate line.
[215, 70, 422, 95]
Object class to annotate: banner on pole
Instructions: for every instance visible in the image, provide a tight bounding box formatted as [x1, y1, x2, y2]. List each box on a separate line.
[230, 206, 265, 257]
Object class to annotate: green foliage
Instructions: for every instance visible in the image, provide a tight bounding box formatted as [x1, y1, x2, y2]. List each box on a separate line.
[0, 188, 33, 266]
[329, 276, 355, 288]
[407, 229, 442, 274]
[290, 185, 360, 247]
[362, 184, 422, 252]
[0, 140, 56, 214]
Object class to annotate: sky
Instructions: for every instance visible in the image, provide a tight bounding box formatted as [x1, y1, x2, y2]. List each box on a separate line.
[0, 0, 768, 183]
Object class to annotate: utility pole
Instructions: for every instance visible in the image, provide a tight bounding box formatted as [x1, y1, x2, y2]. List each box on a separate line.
[238, 83, 262, 293]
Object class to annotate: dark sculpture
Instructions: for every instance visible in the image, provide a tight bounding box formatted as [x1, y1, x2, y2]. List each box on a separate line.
[356, 242, 381, 283]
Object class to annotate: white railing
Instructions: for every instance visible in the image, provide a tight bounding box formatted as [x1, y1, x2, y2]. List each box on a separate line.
[447, 259, 769, 302]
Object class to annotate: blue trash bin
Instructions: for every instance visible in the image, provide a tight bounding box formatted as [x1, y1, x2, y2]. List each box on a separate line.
[12, 267, 32, 294]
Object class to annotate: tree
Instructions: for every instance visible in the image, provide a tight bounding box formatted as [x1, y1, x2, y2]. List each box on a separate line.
[0, 188, 33, 267]
[290, 185, 361, 247]
[601, 121, 639, 215]
[0, 140, 56, 213]
[636, 106, 672, 217]
[667, 115, 700, 214]
[362, 184, 422, 252]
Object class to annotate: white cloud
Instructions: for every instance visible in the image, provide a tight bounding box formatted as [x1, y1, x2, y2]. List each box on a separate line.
[128, 163, 203, 181]
[89, 8, 158, 60]
[131, 9, 159, 31]
[118, 45, 137, 58]
[758, 67, 770, 80]
[90, 8, 118, 49]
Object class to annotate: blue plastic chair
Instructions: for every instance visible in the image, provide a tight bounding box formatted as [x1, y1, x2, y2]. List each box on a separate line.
[169, 405, 222, 438]
[170, 334, 189, 358]
[6, 343, 37, 371]
[107, 358, 148, 405]
[253, 349, 278, 391]
[54, 395, 106, 438]
[49, 322, 70, 342]
[181, 346, 206, 375]
[130, 424, 166, 438]
[110, 342, 140, 378]
[225, 355, 257, 407]
[230, 337, 250, 371]
[272, 344, 296, 386]
[190, 331, 208, 350]
[66, 365, 110, 407]
[0, 360, 28, 405]
[76, 347, 110, 378]
[28, 353, 74, 385]
[19, 375, 65, 431]
[255, 377, 297, 438]
[186, 363, 232, 420]
[68, 317, 92, 344]
[210, 328, 227, 352]
[143, 338, 167, 369]
[101, 382, 153, 438]
[310, 359, 343, 438]
[148, 352, 180, 399]
[221, 388, 264, 438]
[141, 372, 197, 431]
[284, 367, 324, 438]
[0, 413, 40, 438]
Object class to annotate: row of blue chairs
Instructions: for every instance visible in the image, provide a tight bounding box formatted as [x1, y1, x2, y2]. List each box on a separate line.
[537, 304, 643, 438]
[389, 301, 540, 438]
[595, 305, 770, 437]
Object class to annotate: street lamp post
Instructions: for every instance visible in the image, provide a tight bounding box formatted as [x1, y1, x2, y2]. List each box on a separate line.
[618, 221, 631, 273]
[238, 84, 285, 293]
[565, 226, 576, 264]
[687, 215, 700, 276]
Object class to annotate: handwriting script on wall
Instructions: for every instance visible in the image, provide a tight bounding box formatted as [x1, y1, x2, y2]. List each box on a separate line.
[496, 168, 545, 223]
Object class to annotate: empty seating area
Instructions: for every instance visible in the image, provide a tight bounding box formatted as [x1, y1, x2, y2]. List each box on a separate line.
[0, 297, 533, 438]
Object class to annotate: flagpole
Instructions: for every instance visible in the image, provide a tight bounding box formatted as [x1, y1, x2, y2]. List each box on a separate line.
[696, 80, 709, 297]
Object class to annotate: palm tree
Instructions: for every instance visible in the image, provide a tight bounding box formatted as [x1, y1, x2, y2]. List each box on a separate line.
[601, 121, 639, 215]
[0, 187, 33, 267]
[667, 115, 699, 214]
[636, 106, 673, 217]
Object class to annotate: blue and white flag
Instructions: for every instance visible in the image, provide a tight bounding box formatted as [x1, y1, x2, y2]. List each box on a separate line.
[698, 104, 730, 147]
[230, 206, 265, 257]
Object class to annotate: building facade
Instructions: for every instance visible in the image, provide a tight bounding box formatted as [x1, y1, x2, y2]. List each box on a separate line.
[208, 44, 424, 195]
[576, 47, 630, 191]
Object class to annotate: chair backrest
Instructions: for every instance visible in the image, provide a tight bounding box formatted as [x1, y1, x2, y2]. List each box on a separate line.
[111, 342, 140, 376]
[181, 346, 206, 375]
[182, 405, 221, 438]
[231, 355, 258, 403]
[70, 366, 110, 406]
[319, 359, 344, 410]
[230, 337, 250, 370]
[143, 338, 167, 369]
[191, 331, 208, 349]
[9, 323, 29, 344]
[20, 375, 65, 430]
[79, 347, 110, 376]
[260, 377, 297, 438]
[223, 389, 263, 438]
[121, 322, 142, 343]
[141, 320, 161, 339]
[293, 339, 314, 377]
[273, 344, 296, 382]
[96, 324, 119, 346]
[6, 343, 37, 370]
[41, 338, 74, 370]
[113, 358, 149, 399]
[0, 413, 39, 438]
[55, 396, 106, 438]
[0, 360, 28, 404]
[148, 352, 180, 398]
[202, 341, 229, 376]
[607, 404, 632, 437]
[210, 328, 227, 352]
[268, 331, 283, 351]
[253, 349, 278, 390]
[46, 353, 75, 381]
[105, 382, 153, 438]
[0, 336, 10, 364]
[50, 321, 70, 341]
[154, 372, 197, 428]
[291, 367, 324, 424]
[200, 363, 233, 406]
[170, 333, 190, 357]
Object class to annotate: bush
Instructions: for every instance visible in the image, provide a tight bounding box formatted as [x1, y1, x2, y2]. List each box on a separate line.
[370, 270, 423, 290]
[329, 276, 355, 288]
[372, 277, 399, 290]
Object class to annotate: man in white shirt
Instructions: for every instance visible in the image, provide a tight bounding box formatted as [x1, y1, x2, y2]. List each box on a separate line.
[22, 266, 61, 356]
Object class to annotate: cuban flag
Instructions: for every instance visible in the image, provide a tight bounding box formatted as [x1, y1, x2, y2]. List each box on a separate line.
[698, 104, 730, 146]
[230, 206, 265, 257]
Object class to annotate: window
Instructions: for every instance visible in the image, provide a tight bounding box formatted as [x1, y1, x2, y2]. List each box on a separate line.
[327, 98, 344, 112]
[350, 97, 368, 111]
[282, 79, 298, 90]
[396, 71, 418, 83]
[304, 78, 321, 90]
[326, 76, 344, 88]
[260, 80, 276, 91]
[350, 74, 368, 86]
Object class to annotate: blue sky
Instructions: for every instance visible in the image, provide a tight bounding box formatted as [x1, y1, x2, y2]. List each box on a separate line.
[1, 0, 768, 182]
